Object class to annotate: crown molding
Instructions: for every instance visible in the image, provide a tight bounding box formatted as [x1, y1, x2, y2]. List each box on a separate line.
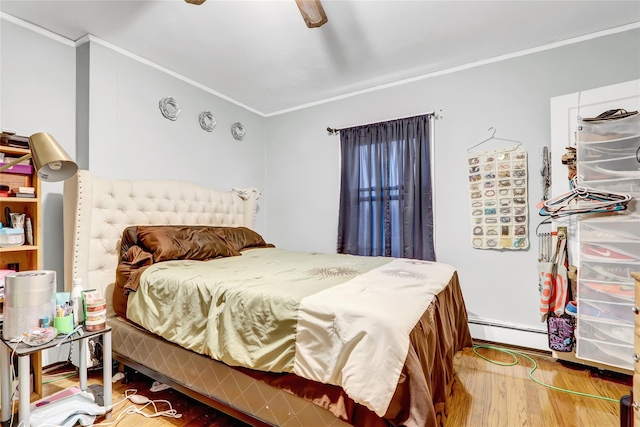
[265, 21, 640, 117]
[2, 12, 638, 118]
[0, 12, 75, 47]
[76, 34, 265, 117]
[1, 13, 265, 117]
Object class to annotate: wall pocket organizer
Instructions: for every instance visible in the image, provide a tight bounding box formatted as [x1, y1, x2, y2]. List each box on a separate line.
[467, 144, 529, 250]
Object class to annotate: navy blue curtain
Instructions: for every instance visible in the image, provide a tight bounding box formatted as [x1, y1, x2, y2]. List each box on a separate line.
[337, 115, 435, 261]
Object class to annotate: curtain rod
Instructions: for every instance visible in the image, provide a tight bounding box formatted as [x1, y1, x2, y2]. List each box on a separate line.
[327, 111, 437, 135]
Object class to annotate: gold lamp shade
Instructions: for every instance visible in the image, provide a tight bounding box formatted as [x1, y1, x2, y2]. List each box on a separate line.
[29, 132, 78, 182]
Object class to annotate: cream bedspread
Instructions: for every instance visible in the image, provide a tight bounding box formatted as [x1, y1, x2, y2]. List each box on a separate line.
[126, 248, 455, 416]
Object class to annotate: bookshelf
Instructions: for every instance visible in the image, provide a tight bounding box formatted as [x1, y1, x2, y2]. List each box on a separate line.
[0, 140, 43, 397]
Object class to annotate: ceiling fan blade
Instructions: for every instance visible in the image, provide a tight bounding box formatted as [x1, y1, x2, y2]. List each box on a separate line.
[185, 0, 206, 5]
[295, 0, 328, 28]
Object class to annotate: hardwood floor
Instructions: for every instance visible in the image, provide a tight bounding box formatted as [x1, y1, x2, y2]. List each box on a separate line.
[36, 346, 629, 427]
[446, 347, 629, 427]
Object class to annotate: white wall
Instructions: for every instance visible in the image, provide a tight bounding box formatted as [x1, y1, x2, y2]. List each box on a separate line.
[1, 21, 268, 288]
[3, 13, 640, 350]
[1, 19, 76, 289]
[265, 29, 640, 348]
[81, 40, 267, 234]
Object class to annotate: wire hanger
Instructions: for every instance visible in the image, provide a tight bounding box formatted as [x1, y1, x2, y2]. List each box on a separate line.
[535, 217, 553, 237]
[467, 127, 522, 152]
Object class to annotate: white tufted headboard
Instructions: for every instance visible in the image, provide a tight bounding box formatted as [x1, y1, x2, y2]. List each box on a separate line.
[63, 170, 259, 316]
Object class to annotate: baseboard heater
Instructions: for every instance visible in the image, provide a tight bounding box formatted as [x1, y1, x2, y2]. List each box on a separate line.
[467, 317, 547, 334]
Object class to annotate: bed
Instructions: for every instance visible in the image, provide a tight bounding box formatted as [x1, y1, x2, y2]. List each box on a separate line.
[63, 170, 472, 427]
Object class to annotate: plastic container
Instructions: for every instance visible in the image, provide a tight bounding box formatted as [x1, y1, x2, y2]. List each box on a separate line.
[578, 298, 634, 323]
[53, 314, 74, 334]
[0, 228, 25, 247]
[580, 260, 638, 284]
[575, 335, 633, 370]
[577, 114, 640, 197]
[578, 279, 634, 304]
[70, 278, 84, 326]
[85, 298, 106, 331]
[577, 317, 633, 344]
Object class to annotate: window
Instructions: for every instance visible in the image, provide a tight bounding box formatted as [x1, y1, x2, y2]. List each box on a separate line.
[337, 115, 435, 260]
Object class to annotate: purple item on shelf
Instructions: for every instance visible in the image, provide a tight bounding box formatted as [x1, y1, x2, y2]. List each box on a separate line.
[0, 162, 33, 175]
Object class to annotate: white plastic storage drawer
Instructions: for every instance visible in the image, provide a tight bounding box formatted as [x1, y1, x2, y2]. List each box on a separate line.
[575, 335, 633, 370]
[580, 241, 640, 264]
[578, 279, 633, 304]
[577, 173, 640, 196]
[577, 317, 633, 344]
[580, 260, 638, 284]
[577, 114, 640, 196]
[577, 298, 634, 324]
[578, 113, 640, 141]
[580, 217, 640, 242]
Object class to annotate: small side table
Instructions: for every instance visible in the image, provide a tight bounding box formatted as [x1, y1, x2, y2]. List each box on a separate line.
[0, 326, 112, 427]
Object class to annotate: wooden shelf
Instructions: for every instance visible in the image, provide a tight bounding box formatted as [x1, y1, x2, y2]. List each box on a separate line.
[0, 245, 38, 252]
[0, 138, 43, 398]
[0, 197, 37, 203]
[0, 146, 30, 156]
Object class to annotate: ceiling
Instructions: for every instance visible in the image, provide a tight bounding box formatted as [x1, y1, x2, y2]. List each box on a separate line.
[1, 1, 639, 116]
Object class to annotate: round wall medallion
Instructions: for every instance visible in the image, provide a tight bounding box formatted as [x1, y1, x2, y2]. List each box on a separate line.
[199, 111, 216, 132]
[159, 97, 181, 121]
[231, 122, 246, 141]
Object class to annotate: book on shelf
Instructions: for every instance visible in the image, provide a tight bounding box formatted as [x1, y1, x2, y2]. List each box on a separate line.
[11, 187, 35, 194]
[1, 156, 33, 166]
[0, 133, 29, 149]
[9, 191, 36, 198]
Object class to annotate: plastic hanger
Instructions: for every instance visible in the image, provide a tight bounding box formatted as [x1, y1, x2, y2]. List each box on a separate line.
[539, 178, 632, 218]
[467, 127, 522, 152]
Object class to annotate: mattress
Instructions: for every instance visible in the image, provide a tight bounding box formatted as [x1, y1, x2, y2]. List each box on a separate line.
[125, 247, 460, 416]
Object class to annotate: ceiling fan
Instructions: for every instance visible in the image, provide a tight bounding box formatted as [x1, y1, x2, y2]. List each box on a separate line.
[184, 0, 328, 28]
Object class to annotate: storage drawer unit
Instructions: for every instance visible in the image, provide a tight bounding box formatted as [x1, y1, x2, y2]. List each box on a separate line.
[577, 114, 640, 197]
[577, 215, 639, 371]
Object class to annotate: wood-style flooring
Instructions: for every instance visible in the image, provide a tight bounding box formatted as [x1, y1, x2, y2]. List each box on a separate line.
[34, 345, 629, 427]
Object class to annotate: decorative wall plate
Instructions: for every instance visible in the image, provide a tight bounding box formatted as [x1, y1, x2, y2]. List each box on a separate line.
[199, 111, 216, 132]
[231, 122, 246, 141]
[159, 97, 181, 121]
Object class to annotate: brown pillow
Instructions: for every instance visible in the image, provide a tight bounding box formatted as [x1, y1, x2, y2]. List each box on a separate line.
[137, 226, 240, 262]
[120, 226, 140, 258]
[114, 245, 155, 319]
[212, 226, 272, 252]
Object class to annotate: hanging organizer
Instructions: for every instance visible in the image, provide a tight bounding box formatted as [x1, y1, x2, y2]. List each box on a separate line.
[467, 130, 529, 250]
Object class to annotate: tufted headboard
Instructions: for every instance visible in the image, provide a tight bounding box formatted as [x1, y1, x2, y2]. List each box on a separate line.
[63, 170, 260, 316]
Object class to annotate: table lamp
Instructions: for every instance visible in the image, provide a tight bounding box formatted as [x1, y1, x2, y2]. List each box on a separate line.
[0, 132, 77, 182]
